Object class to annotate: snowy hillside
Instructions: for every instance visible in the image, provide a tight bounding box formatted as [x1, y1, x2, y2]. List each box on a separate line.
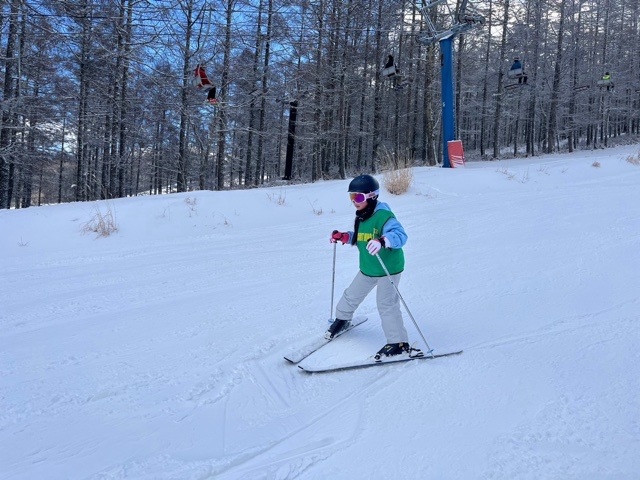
[1, 145, 639, 480]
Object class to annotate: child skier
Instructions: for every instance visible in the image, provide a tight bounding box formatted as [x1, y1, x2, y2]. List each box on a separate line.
[328, 174, 423, 362]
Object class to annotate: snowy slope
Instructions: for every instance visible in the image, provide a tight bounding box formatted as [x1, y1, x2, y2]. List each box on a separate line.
[1, 145, 639, 480]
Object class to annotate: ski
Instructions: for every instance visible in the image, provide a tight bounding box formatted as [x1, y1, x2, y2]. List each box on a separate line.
[283, 316, 368, 364]
[298, 350, 463, 373]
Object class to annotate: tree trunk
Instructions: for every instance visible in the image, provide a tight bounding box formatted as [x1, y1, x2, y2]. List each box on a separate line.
[492, 0, 510, 159]
[216, 0, 235, 190]
[371, 0, 384, 172]
[177, 1, 195, 192]
[244, 0, 264, 187]
[479, 0, 494, 158]
[255, 0, 273, 186]
[0, 0, 20, 208]
[545, 0, 566, 153]
[526, 0, 543, 156]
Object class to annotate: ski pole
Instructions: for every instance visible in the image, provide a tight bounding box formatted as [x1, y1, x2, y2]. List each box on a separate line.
[375, 253, 434, 357]
[329, 242, 337, 321]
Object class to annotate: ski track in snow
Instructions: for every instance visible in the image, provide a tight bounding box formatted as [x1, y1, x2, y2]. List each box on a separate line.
[1, 146, 640, 479]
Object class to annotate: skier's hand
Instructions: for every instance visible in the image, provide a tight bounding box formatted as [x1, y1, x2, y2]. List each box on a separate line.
[366, 238, 386, 255]
[330, 230, 349, 244]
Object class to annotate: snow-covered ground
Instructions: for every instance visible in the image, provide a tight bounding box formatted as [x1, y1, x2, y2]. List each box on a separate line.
[1, 145, 639, 480]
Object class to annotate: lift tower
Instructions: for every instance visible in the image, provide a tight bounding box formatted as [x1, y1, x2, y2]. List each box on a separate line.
[419, 0, 484, 167]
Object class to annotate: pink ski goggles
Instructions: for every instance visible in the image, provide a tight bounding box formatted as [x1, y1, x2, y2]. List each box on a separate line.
[349, 191, 378, 203]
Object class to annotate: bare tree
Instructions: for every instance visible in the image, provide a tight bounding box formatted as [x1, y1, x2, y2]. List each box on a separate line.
[545, 0, 566, 153]
[492, 0, 510, 159]
[2, 0, 640, 208]
[0, 0, 20, 208]
[215, 0, 235, 190]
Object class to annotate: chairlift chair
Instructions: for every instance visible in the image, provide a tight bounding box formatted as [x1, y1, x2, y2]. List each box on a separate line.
[597, 72, 614, 90]
[382, 55, 399, 78]
[507, 67, 524, 79]
[597, 78, 614, 88]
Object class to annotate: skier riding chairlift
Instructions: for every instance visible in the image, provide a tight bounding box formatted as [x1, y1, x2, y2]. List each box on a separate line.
[597, 72, 614, 91]
[507, 57, 527, 84]
[382, 55, 409, 90]
[458, 12, 485, 25]
[382, 55, 399, 78]
[193, 64, 218, 105]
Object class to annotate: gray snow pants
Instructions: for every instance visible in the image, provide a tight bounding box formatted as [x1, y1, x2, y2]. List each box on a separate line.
[335, 271, 408, 344]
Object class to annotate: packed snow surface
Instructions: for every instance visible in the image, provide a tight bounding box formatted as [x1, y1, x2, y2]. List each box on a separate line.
[1, 145, 639, 479]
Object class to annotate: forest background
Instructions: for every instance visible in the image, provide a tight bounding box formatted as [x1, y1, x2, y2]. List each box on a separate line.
[0, 0, 638, 209]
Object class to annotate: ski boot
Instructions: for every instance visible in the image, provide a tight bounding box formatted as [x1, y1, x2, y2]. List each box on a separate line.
[374, 343, 424, 362]
[325, 318, 349, 340]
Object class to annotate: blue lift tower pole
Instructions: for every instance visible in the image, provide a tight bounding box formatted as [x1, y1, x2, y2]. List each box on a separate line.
[419, 0, 484, 167]
[440, 36, 455, 168]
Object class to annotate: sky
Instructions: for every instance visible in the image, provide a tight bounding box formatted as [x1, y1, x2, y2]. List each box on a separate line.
[1, 143, 639, 479]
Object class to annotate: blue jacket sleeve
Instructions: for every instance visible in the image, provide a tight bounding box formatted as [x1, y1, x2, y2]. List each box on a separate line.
[381, 217, 407, 249]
